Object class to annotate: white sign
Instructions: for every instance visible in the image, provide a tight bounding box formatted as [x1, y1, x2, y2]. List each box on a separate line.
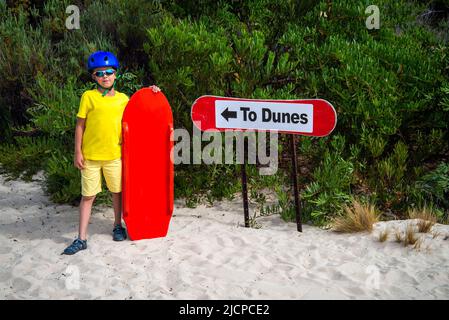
[215, 100, 313, 133]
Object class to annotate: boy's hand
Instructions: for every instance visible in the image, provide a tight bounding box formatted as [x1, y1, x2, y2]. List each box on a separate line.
[74, 152, 85, 170]
[149, 85, 161, 93]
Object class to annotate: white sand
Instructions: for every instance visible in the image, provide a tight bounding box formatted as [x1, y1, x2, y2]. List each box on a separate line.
[1, 171, 449, 300]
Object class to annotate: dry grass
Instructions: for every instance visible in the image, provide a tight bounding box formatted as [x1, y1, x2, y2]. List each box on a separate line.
[403, 224, 420, 247]
[431, 231, 441, 239]
[408, 207, 437, 233]
[413, 238, 423, 251]
[380, 224, 433, 251]
[417, 219, 434, 233]
[394, 229, 403, 243]
[378, 228, 389, 242]
[332, 200, 379, 233]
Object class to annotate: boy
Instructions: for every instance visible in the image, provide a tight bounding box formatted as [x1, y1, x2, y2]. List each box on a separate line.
[63, 51, 160, 255]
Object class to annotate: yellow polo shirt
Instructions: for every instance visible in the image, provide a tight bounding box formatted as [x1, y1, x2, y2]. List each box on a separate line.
[76, 89, 129, 160]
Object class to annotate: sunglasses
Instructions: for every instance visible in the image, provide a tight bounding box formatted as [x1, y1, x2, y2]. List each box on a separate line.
[93, 69, 116, 77]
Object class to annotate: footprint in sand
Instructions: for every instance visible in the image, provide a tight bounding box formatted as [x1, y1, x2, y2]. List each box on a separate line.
[230, 236, 246, 247]
[430, 285, 449, 297]
[215, 235, 235, 248]
[11, 277, 32, 292]
[340, 286, 366, 297]
[0, 246, 12, 254]
[0, 271, 12, 282]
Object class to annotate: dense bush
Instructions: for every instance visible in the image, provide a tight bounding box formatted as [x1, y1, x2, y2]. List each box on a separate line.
[414, 162, 449, 213]
[1, 0, 448, 224]
[0, 136, 54, 180]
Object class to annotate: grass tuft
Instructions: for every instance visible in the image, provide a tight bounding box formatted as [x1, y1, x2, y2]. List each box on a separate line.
[413, 238, 423, 251]
[378, 228, 389, 242]
[431, 231, 441, 239]
[403, 224, 420, 247]
[408, 207, 437, 233]
[394, 228, 403, 243]
[332, 200, 379, 233]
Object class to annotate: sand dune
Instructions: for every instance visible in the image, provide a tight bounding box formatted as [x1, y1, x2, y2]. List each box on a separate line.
[1, 172, 448, 299]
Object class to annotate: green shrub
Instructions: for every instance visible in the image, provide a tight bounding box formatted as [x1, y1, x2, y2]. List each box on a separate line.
[26, 74, 82, 140]
[44, 151, 80, 204]
[414, 162, 449, 212]
[0, 136, 55, 181]
[374, 141, 408, 191]
[0, 4, 52, 142]
[301, 139, 354, 224]
[115, 71, 144, 98]
[144, 16, 233, 126]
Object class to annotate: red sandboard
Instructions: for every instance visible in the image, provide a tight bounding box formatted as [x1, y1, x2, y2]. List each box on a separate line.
[122, 88, 174, 240]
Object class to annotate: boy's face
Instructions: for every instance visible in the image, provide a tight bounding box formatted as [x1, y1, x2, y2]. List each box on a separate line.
[92, 66, 117, 89]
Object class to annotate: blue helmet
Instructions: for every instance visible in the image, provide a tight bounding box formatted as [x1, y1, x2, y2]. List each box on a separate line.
[87, 51, 119, 72]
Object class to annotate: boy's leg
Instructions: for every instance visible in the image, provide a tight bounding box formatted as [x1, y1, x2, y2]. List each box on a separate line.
[62, 196, 94, 255]
[62, 159, 101, 254]
[103, 158, 122, 226]
[79, 159, 102, 239]
[112, 192, 122, 226]
[112, 192, 126, 241]
[79, 195, 96, 240]
[103, 158, 126, 241]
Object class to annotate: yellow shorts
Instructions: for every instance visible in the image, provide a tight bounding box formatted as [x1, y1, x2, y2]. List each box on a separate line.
[81, 158, 122, 196]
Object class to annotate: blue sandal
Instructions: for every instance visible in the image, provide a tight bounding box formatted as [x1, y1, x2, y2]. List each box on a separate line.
[62, 238, 87, 255]
[113, 225, 127, 241]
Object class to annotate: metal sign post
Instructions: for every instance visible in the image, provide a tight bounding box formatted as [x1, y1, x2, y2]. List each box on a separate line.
[290, 134, 302, 232]
[241, 138, 250, 227]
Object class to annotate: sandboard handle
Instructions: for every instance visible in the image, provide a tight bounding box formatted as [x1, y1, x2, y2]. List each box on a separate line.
[168, 124, 174, 215]
[122, 122, 130, 218]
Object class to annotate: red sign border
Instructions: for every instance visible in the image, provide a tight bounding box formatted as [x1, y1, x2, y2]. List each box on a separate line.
[191, 95, 337, 137]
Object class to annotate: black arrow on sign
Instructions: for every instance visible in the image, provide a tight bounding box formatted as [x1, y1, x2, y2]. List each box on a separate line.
[221, 108, 237, 121]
